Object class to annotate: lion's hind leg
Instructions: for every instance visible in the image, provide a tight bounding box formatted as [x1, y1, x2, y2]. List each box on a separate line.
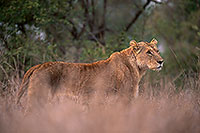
[26, 74, 52, 114]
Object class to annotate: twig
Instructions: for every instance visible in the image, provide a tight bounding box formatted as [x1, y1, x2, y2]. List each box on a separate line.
[168, 46, 185, 72]
[172, 70, 185, 83]
[0, 65, 10, 82]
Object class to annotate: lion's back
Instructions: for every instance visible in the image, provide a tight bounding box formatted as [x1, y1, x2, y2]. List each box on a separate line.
[28, 61, 104, 96]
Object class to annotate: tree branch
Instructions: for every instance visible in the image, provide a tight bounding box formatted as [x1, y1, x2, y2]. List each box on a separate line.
[97, 0, 107, 45]
[91, 0, 96, 27]
[125, 0, 152, 32]
[102, 0, 107, 27]
[67, 19, 78, 39]
[81, 0, 94, 32]
[66, 15, 86, 39]
[77, 23, 86, 39]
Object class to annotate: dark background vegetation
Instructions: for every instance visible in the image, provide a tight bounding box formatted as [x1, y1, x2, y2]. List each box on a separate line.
[0, 0, 200, 132]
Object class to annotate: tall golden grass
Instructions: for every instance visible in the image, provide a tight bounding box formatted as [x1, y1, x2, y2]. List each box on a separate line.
[0, 72, 200, 133]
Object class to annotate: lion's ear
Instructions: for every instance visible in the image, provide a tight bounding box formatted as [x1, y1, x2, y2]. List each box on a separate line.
[130, 40, 138, 47]
[150, 38, 158, 45]
[129, 40, 142, 55]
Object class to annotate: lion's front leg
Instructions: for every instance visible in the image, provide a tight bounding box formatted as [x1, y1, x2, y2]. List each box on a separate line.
[133, 85, 139, 98]
[124, 80, 140, 102]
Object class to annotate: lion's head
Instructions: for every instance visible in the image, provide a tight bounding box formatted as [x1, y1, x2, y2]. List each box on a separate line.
[129, 39, 164, 71]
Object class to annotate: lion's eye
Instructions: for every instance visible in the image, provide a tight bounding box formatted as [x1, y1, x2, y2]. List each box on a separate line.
[146, 50, 152, 55]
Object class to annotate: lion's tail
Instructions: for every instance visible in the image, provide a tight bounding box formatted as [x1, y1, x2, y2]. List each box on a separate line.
[16, 64, 42, 104]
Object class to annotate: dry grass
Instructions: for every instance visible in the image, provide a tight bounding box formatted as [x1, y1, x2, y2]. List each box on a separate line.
[0, 73, 200, 133]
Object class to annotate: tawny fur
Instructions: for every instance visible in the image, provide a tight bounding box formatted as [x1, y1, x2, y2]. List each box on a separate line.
[17, 39, 163, 108]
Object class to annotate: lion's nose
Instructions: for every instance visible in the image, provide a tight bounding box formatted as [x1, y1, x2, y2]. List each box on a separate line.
[157, 60, 164, 65]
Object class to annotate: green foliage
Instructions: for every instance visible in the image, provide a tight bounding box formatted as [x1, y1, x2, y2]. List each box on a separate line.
[0, 35, 60, 83]
[80, 32, 130, 62]
[0, 0, 71, 26]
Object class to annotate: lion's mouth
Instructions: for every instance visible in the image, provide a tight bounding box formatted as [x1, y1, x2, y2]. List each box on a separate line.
[152, 65, 162, 71]
[156, 65, 163, 71]
[157, 66, 162, 71]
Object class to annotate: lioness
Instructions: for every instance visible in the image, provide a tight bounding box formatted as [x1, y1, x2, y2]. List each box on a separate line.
[17, 39, 163, 108]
